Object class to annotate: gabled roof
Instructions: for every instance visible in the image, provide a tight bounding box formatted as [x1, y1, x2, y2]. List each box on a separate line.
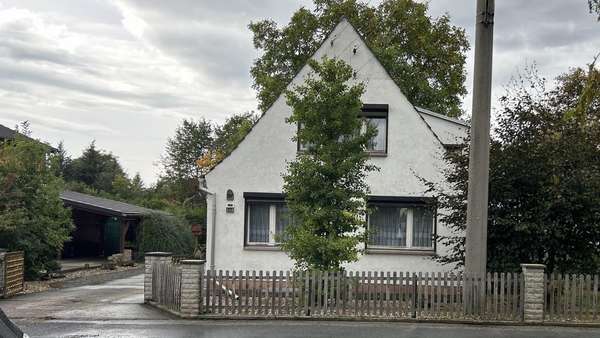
[206, 18, 467, 175]
[60, 190, 166, 218]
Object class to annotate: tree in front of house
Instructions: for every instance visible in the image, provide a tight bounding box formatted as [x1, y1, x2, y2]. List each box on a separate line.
[429, 62, 600, 273]
[0, 124, 73, 278]
[250, 0, 469, 117]
[281, 57, 378, 271]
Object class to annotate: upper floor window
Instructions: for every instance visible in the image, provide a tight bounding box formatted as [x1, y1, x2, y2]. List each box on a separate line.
[298, 104, 388, 155]
[361, 104, 388, 154]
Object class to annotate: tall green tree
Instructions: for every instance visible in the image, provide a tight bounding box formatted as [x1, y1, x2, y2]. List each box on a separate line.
[53, 141, 70, 177]
[429, 62, 600, 273]
[250, 0, 469, 117]
[281, 57, 378, 271]
[64, 141, 127, 193]
[0, 125, 73, 278]
[161, 119, 213, 199]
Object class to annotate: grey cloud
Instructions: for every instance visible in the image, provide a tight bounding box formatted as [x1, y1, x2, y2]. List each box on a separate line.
[1, 0, 597, 184]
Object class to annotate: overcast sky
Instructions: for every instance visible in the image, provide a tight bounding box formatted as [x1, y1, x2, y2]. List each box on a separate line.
[1, 1, 598, 184]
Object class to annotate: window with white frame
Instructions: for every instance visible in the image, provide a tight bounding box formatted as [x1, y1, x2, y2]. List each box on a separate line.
[245, 195, 291, 246]
[367, 200, 435, 250]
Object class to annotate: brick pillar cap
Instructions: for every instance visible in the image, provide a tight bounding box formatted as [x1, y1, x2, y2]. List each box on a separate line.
[180, 259, 205, 265]
[520, 263, 546, 270]
[145, 252, 173, 257]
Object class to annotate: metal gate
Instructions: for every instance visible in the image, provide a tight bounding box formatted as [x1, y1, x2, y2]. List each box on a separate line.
[2, 251, 24, 298]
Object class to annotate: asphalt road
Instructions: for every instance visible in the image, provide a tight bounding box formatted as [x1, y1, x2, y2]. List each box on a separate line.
[2, 274, 600, 338]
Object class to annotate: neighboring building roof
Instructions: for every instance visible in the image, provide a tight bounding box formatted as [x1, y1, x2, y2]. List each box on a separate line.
[416, 107, 469, 146]
[60, 190, 165, 218]
[0, 123, 57, 151]
[415, 107, 470, 127]
[0, 124, 17, 140]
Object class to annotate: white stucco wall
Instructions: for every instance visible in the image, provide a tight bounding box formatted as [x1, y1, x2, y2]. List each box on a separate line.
[205, 19, 462, 273]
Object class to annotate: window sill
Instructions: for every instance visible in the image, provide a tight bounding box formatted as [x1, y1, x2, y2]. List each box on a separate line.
[243, 245, 282, 252]
[368, 152, 387, 157]
[365, 248, 435, 256]
[297, 150, 388, 157]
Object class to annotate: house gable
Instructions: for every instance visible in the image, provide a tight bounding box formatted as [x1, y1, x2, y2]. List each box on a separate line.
[207, 18, 450, 192]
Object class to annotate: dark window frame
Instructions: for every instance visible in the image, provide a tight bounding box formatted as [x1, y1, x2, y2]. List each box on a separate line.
[296, 104, 389, 156]
[366, 196, 437, 255]
[243, 192, 287, 249]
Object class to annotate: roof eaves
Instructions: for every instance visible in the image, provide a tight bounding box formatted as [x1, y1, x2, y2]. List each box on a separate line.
[415, 106, 470, 127]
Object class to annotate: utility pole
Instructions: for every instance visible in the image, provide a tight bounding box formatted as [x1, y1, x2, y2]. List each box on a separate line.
[465, 0, 495, 276]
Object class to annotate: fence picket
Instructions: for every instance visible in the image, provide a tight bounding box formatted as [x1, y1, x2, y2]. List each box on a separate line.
[344, 271, 350, 316]
[336, 271, 342, 316]
[303, 270, 309, 316]
[592, 275, 598, 320]
[246, 270, 251, 315]
[372, 271, 378, 316]
[436, 272, 442, 317]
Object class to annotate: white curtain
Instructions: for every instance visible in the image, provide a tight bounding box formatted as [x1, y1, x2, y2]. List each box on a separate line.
[248, 203, 270, 243]
[369, 206, 407, 247]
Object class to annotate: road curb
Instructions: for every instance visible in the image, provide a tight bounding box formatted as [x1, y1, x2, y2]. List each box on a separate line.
[170, 314, 600, 329]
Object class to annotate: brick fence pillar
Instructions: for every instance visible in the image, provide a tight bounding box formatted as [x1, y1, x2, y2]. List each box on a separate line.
[521, 263, 546, 322]
[144, 252, 172, 303]
[179, 259, 205, 318]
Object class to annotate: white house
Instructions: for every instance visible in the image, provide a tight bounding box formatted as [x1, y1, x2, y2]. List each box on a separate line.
[203, 18, 468, 272]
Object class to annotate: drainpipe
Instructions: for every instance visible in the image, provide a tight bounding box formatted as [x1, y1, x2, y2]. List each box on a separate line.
[199, 176, 216, 270]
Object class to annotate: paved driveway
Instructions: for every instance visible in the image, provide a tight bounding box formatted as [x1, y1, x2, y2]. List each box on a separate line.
[0, 274, 169, 322]
[2, 274, 600, 337]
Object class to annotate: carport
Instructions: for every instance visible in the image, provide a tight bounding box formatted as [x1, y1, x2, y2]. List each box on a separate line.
[59, 190, 158, 260]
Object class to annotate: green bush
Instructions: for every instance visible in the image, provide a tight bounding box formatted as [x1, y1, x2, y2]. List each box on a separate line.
[0, 130, 73, 279]
[137, 212, 194, 256]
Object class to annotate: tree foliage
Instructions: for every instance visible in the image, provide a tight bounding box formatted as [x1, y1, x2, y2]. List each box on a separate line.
[214, 112, 259, 157]
[0, 125, 73, 278]
[590, 0, 600, 20]
[161, 119, 213, 200]
[281, 57, 378, 271]
[136, 212, 194, 255]
[249, 0, 469, 117]
[429, 62, 600, 273]
[197, 112, 259, 171]
[64, 142, 128, 194]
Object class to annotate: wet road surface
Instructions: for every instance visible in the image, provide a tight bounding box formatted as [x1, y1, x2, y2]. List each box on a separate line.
[2, 274, 600, 337]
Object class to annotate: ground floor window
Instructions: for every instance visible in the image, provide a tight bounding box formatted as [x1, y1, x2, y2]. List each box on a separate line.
[245, 193, 290, 246]
[244, 193, 435, 250]
[367, 198, 436, 251]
